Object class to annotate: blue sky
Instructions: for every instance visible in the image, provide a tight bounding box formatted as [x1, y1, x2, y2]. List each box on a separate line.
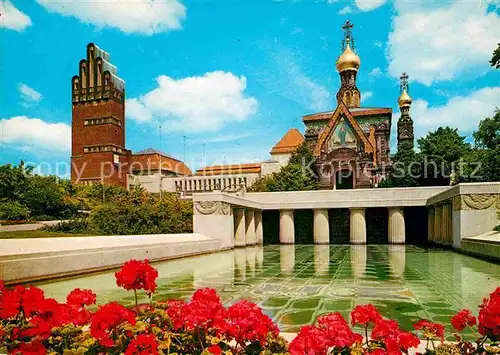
[1, 0, 498, 176]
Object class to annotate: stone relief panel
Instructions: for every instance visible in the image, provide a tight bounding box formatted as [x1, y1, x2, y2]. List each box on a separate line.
[194, 201, 231, 215]
[452, 194, 499, 211]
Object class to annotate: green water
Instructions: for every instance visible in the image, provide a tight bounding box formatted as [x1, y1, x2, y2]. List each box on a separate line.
[37, 245, 500, 335]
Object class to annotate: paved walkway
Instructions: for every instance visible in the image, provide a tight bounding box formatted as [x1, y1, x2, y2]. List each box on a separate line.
[0, 220, 68, 233]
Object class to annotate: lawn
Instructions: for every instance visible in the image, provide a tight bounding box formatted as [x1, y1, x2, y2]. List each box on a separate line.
[0, 230, 88, 239]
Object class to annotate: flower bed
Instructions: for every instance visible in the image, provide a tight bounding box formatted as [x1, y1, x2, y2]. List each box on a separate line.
[1, 259, 499, 354]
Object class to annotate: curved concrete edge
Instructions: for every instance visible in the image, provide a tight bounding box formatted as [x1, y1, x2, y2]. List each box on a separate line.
[0, 234, 222, 285]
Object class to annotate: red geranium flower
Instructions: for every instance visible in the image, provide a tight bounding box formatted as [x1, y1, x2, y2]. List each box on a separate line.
[351, 304, 382, 327]
[66, 288, 96, 307]
[166, 299, 187, 331]
[115, 259, 158, 294]
[90, 302, 136, 347]
[226, 299, 278, 346]
[413, 320, 445, 341]
[184, 288, 227, 333]
[478, 287, 500, 340]
[451, 309, 476, 332]
[11, 339, 47, 355]
[125, 333, 159, 355]
[317, 312, 362, 348]
[289, 325, 329, 355]
[207, 344, 223, 354]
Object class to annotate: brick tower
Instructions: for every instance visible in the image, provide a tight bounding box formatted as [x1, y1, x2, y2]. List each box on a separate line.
[71, 43, 130, 188]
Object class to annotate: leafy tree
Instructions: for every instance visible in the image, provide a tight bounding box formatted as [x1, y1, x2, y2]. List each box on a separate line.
[474, 109, 500, 150]
[0, 161, 33, 201]
[249, 143, 319, 192]
[491, 43, 500, 69]
[23, 175, 77, 219]
[471, 110, 500, 182]
[417, 127, 471, 186]
[380, 141, 420, 187]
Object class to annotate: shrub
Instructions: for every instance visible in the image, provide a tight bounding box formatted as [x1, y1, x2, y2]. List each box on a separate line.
[0, 200, 30, 221]
[44, 218, 89, 234]
[88, 192, 193, 235]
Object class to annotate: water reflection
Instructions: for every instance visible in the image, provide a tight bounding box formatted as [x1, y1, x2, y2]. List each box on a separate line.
[388, 245, 406, 278]
[350, 245, 367, 279]
[280, 245, 295, 275]
[314, 245, 330, 275]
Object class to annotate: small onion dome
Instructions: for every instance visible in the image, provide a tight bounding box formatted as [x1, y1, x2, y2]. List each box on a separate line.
[336, 43, 361, 72]
[398, 89, 412, 107]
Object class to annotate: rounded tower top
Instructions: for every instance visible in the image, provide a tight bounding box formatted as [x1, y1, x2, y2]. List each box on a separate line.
[398, 88, 412, 107]
[336, 41, 361, 73]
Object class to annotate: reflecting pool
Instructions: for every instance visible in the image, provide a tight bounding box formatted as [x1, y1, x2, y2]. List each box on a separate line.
[36, 245, 500, 335]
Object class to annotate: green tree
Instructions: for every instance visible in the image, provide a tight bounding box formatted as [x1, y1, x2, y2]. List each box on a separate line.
[23, 175, 77, 219]
[248, 143, 318, 192]
[471, 110, 500, 182]
[380, 140, 420, 187]
[417, 127, 471, 186]
[491, 43, 500, 69]
[0, 161, 33, 201]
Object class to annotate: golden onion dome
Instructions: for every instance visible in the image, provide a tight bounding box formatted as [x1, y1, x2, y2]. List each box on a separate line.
[336, 43, 361, 72]
[398, 89, 412, 107]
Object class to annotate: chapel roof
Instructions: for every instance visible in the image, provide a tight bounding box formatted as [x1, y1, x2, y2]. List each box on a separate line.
[302, 107, 392, 122]
[270, 128, 305, 154]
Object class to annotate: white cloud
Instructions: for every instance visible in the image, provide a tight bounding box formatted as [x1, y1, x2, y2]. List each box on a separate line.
[0, 116, 71, 153]
[388, 0, 500, 85]
[127, 71, 258, 132]
[361, 91, 373, 103]
[369, 67, 382, 77]
[19, 83, 43, 105]
[355, 0, 387, 11]
[393, 87, 500, 141]
[0, 1, 31, 31]
[36, 0, 186, 35]
[338, 6, 353, 15]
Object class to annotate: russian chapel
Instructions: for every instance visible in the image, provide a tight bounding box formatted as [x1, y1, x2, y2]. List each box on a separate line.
[303, 21, 414, 189]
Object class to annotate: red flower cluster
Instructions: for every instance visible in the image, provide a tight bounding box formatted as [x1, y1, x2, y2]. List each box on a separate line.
[290, 306, 421, 355]
[226, 299, 279, 346]
[66, 288, 96, 307]
[0, 283, 97, 354]
[289, 312, 363, 354]
[372, 319, 420, 354]
[125, 333, 159, 355]
[115, 259, 158, 293]
[413, 319, 445, 341]
[451, 309, 477, 332]
[351, 304, 383, 326]
[165, 288, 279, 349]
[478, 286, 500, 340]
[90, 302, 136, 347]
